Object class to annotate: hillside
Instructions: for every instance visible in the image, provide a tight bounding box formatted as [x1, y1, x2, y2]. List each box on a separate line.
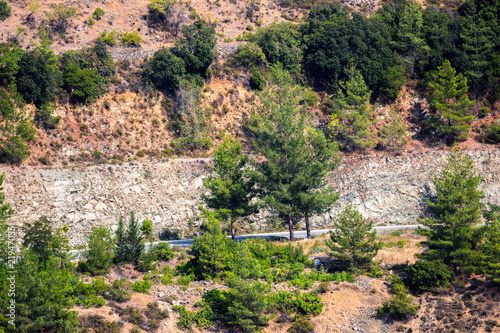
[0, 0, 498, 167]
[1, 0, 500, 333]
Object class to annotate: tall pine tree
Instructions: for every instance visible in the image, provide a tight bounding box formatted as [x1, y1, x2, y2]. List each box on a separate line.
[126, 211, 145, 264]
[425, 60, 473, 144]
[417, 151, 484, 273]
[248, 67, 332, 241]
[202, 136, 256, 240]
[0, 88, 36, 164]
[293, 128, 339, 238]
[114, 217, 127, 263]
[328, 63, 375, 152]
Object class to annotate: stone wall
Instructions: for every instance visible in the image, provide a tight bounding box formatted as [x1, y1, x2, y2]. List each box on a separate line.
[4, 149, 500, 245]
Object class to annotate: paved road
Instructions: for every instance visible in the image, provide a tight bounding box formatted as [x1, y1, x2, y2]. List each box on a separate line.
[70, 224, 422, 259]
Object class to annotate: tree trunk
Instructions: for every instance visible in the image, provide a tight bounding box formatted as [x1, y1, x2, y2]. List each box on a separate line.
[230, 219, 235, 241]
[305, 212, 311, 239]
[288, 209, 295, 242]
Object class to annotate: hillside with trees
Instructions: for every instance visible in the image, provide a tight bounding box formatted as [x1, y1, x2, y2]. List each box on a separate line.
[1, 0, 500, 332]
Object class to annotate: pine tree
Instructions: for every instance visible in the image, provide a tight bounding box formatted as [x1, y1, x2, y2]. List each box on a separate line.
[425, 60, 473, 143]
[482, 216, 500, 284]
[327, 205, 379, 272]
[83, 226, 115, 275]
[392, 0, 429, 77]
[460, 0, 493, 97]
[328, 63, 375, 152]
[114, 217, 127, 263]
[202, 136, 256, 240]
[0, 88, 36, 164]
[417, 151, 484, 273]
[293, 128, 340, 238]
[247, 67, 320, 241]
[22, 217, 53, 262]
[381, 109, 408, 151]
[126, 211, 145, 264]
[191, 209, 231, 278]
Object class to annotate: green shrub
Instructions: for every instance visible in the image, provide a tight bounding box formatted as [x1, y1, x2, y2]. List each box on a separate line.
[318, 281, 329, 294]
[485, 121, 500, 144]
[176, 273, 195, 286]
[0, 1, 12, 21]
[120, 306, 144, 325]
[80, 226, 115, 275]
[381, 275, 418, 319]
[35, 103, 61, 129]
[380, 65, 406, 100]
[175, 20, 216, 75]
[135, 250, 157, 272]
[404, 260, 453, 293]
[104, 278, 131, 303]
[249, 68, 265, 90]
[288, 316, 314, 333]
[76, 294, 106, 308]
[92, 8, 105, 20]
[132, 278, 152, 293]
[151, 242, 175, 261]
[97, 30, 119, 46]
[79, 314, 121, 333]
[141, 218, 153, 236]
[147, 48, 186, 91]
[121, 31, 143, 47]
[144, 302, 169, 321]
[229, 43, 267, 69]
[92, 277, 108, 295]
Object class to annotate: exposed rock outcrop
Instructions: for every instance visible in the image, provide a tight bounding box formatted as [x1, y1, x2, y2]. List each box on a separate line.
[5, 149, 500, 245]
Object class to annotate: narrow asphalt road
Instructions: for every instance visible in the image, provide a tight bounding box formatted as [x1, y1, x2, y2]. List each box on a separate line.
[165, 224, 423, 248]
[70, 224, 422, 259]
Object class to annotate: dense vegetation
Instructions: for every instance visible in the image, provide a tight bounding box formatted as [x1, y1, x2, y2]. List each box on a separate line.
[1, 0, 500, 163]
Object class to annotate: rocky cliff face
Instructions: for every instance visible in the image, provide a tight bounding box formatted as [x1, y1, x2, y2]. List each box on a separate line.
[5, 149, 500, 245]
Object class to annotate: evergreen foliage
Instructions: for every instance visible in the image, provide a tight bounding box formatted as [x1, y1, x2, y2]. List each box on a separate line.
[482, 216, 500, 284]
[425, 60, 473, 143]
[381, 275, 418, 319]
[22, 216, 54, 262]
[202, 136, 256, 239]
[0, 88, 36, 164]
[16, 45, 59, 107]
[148, 47, 186, 91]
[223, 277, 272, 333]
[81, 226, 116, 275]
[392, 0, 429, 76]
[229, 43, 267, 69]
[247, 68, 329, 241]
[174, 20, 216, 76]
[0, 1, 11, 21]
[327, 205, 379, 272]
[251, 22, 303, 72]
[114, 217, 127, 263]
[303, 3, 398, 93]
[126, 211, 145, 264]
[149, 0, 177, 26]
[190, 210, 231, 278]
[0, 252, 79, 332]
[417, 151, 484, 273]
[328, 63, 375, 152]
[404, 260, 454, 293]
